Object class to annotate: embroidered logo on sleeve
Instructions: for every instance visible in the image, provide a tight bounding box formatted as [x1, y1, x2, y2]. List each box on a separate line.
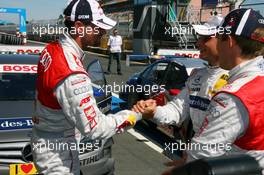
[208, 74, 229, 96]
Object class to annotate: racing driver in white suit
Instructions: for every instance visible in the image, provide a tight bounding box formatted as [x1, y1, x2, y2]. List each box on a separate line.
[187, 8, 264, 174]
[133, 16, 228, 142]
[138, 8, 264, 175]
[31, 0, 141, 174]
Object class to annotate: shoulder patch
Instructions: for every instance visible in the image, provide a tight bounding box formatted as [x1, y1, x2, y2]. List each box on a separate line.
[208, 73, 229, 96]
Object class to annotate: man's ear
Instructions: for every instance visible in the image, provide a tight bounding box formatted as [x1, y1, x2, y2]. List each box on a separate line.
[74, 21, 84, 28]
[228, 35, 237, 48]
[74, 21, 85, 36]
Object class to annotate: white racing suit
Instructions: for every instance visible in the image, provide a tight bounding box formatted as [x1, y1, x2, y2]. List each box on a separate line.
[153, 65, 229, 133]
[187, 56, 264, 174]
[31, 33, 141, 175]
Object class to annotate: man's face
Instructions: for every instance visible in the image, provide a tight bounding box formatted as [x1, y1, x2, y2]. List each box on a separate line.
[81, 23, 106, 47]
[113, 29, 118, 36]
[196, 35, 218, 63]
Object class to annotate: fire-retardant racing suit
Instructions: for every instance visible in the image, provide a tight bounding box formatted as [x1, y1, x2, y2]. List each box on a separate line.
[31, 33, 141, 175]
[187, 56, 264, 174]
[153, 66, 229, 134]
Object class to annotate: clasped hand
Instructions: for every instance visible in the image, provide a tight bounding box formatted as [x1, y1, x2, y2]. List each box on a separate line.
[132, 99, 157, 119]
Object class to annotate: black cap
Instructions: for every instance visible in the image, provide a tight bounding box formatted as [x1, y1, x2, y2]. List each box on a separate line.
[221, 8, 264, 43]
[64, 0, 116, 30]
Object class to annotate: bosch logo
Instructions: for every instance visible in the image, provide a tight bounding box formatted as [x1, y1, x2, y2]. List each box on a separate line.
[1, 65, 37, 73]
[74, 86, 89, 95]
[17, 49, 41, 54]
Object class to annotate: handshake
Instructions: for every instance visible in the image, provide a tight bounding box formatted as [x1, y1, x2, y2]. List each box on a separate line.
[131, 99, 157, 119]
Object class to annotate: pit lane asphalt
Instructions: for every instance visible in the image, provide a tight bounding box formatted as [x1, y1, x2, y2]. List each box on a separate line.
[84, 52, 177, 175]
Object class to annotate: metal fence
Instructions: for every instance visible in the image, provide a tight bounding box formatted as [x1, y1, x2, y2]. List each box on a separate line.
[0, 32, 23, 45]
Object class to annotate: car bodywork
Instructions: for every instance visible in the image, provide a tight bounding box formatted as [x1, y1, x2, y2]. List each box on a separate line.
[0, 53, 113, 175]
[120, 57, 206, 139]
[120, 57, 207, 108]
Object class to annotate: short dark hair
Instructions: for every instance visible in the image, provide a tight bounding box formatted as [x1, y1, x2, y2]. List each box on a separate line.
[64, 19, 75, 31]
[234, 28, 264, 58]
[218, 28, 264, 58]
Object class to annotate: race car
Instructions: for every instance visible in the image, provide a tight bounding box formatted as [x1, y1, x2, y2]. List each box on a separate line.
[119, 56, 206, 140]
[0, 52, 114, 175]
[120, 56, 207, 108]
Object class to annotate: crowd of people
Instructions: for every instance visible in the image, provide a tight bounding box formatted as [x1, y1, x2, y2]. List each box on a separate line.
[31, 0, 264, 174]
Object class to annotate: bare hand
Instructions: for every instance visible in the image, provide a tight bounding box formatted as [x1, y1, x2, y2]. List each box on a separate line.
[132, 99, 157, 119]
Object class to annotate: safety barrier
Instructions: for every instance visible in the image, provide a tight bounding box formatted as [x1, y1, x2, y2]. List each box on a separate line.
[171, 154, 262, 175]
[0, 32, 23, 45]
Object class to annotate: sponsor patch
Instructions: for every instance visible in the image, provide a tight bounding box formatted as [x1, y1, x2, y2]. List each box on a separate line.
[207, 105, 221, 118]
[40, 48, 52, 72]
[213, 96, 228, 108]
[194, 76, 202, 84]
[258, 19, 264, 24]
[80, 96, 91, 107]
[0, 64, 37, 73]
[10, 163, 38, 175]
[73, 86, 89, 95]
[208, 74, 229, 96]
[221, 84, 233, 91]
[71, 77, 87, 86]
[80, 152, 103, 166]
[84, 105, 97, 129]
[189, 95, 210, 111]
[78, 15, 90, 20]
[257, 61, 264, 72]
[190, 87, 200, 92]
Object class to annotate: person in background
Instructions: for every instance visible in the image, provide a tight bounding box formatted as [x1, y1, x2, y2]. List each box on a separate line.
[106, 28, 123, 75]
